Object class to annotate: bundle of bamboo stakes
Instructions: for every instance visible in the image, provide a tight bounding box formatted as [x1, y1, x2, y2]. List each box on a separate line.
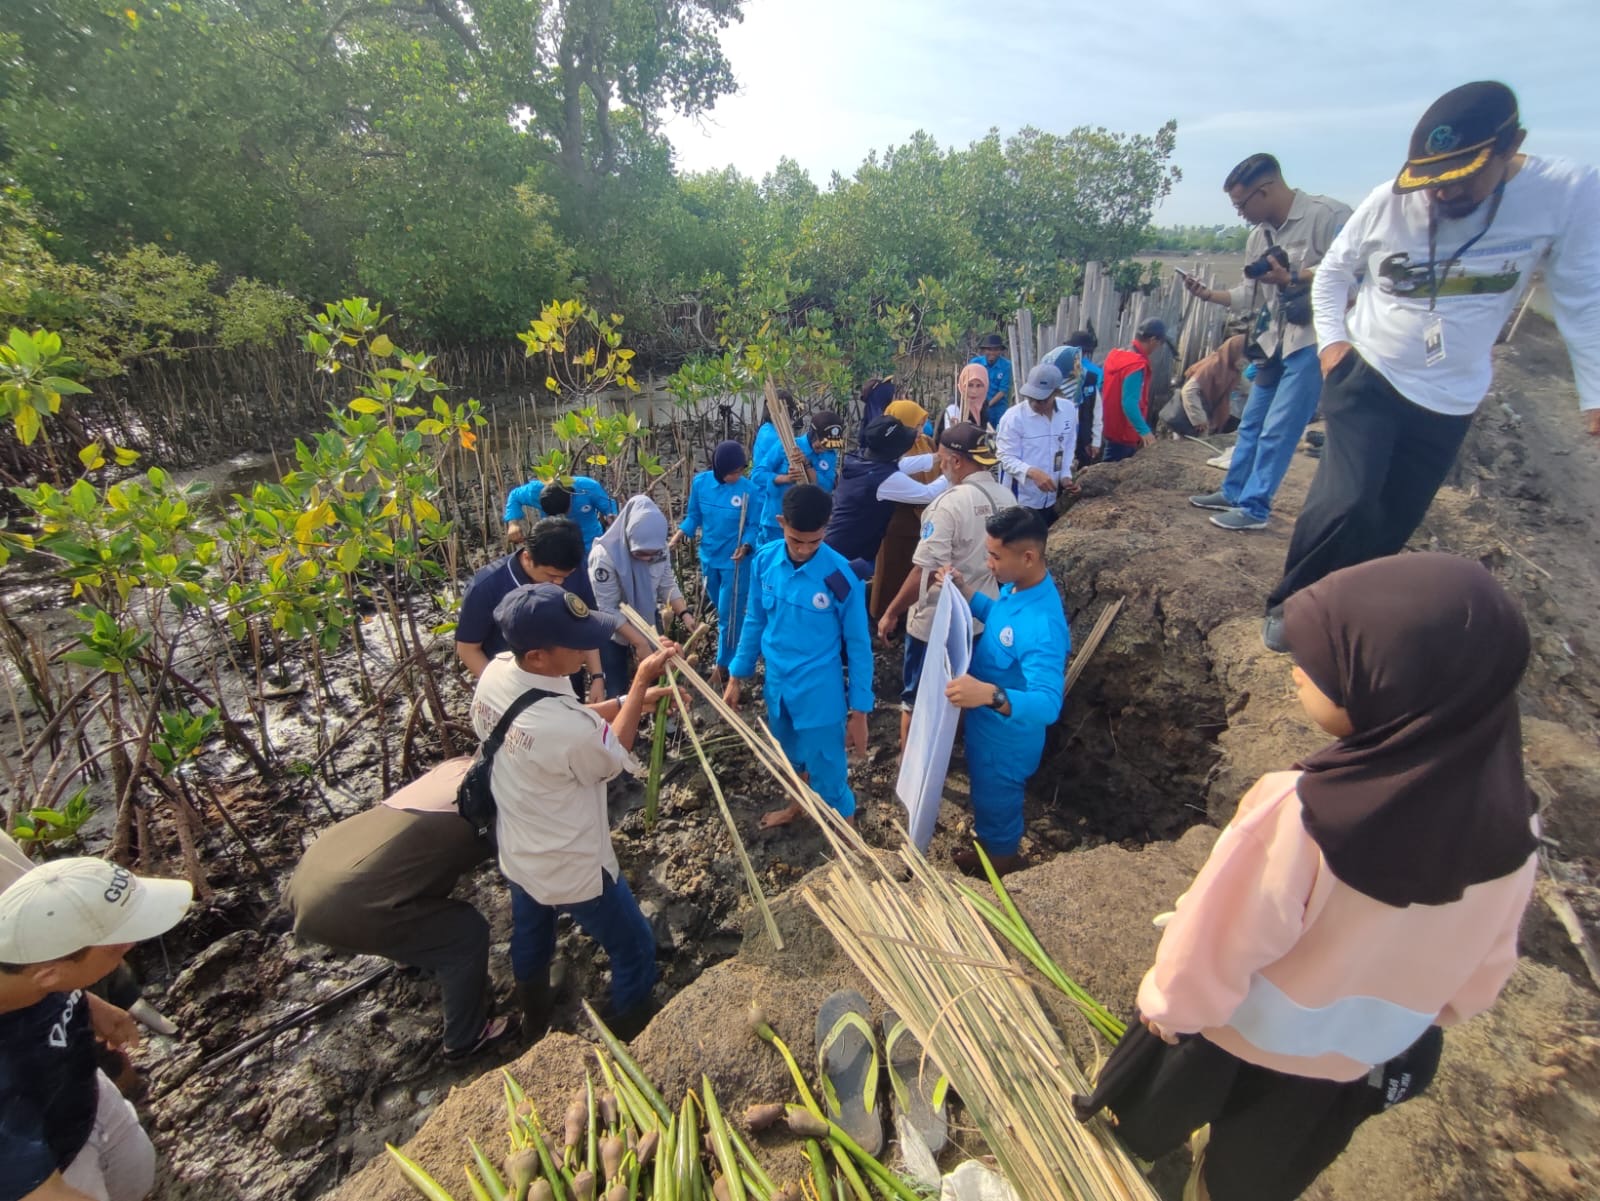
[762, 374, 808, 475]
[619, 606, 1158, 1201]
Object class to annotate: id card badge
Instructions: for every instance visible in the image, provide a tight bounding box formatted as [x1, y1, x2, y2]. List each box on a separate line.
[1423, 318, 1446, 367]
[1053, 449, 1064, 473]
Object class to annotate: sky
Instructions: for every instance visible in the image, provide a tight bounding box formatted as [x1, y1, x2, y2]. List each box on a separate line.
[662, 0, 1600, 226]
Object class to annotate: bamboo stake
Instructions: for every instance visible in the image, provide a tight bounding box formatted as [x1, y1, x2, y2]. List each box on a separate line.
[666, 673, 783, 950]
[1065, 598, 1124, 694]
[762, 374, 806, 474]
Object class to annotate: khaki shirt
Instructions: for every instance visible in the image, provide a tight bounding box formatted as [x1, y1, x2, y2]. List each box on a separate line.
[906, 471, 1017, 641]
[471, 657, 636, 906]
[1226, 188, 1352, 359]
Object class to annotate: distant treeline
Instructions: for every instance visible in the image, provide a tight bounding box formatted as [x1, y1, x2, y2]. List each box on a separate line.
[1144, 225, 1252, 255]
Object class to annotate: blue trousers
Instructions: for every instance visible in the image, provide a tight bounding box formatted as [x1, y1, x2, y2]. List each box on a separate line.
[703, 562, 753, 668]
[770, 701, 855, 819]
[963, 709, 1046, 856]
[598, 638, 632, 700]
[1223, 345, 1321, 522]
[509, 873, 657, 1014]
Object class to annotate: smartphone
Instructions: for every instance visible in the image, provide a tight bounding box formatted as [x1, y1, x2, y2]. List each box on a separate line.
[1172, 266, 1195, 283]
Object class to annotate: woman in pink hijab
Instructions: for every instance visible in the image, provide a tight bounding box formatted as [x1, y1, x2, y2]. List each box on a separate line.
[944, 363, 989, 430]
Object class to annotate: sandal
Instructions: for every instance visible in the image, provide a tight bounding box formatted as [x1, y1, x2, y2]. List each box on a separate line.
[882, 1011, 949, 1156]
[815, 990, 883, 1157]
[442, 1013, 517, 1062]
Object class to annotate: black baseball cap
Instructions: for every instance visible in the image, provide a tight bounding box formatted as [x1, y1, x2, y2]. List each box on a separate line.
[494, 583, 622, 655]
[1395, 81, 1519, 194]
[939, 422, 999, 468]
[1065, 329, 1098, 352]
[808, 409, 846, 450]
[862, 415, 917, 461]
[977, 333, 1005, 350]
[1135, 318, 1168, 342]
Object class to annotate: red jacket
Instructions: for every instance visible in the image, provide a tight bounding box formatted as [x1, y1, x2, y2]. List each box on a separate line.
[1101, 346, 1152, 447]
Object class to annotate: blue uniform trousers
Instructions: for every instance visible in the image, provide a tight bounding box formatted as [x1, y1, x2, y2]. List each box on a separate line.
[770, 700, 855, 819]
[963, 708, 1046, 856]
[508, 873, 657, 1014]
[1223, 345, 1321, 522]
[704, 563, 753, 669]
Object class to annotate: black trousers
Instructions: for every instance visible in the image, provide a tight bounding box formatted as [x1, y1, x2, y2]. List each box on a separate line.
[1267, 353, 1472, 611]
[1105, 1034, 1381, 1201]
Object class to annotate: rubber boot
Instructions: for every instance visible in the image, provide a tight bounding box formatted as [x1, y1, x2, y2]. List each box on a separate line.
[515, 971, 554, 1043]
[607, 996, 658, 1043]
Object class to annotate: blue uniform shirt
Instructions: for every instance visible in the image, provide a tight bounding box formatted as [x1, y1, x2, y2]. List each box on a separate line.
[502, 476, 618, 550]
[970, 354, 1014, 421]
[968, 576, 1069, 732]
[679, 470, 762, 567]
[755, 433, 840, 536]
[729, 539, 875, 729]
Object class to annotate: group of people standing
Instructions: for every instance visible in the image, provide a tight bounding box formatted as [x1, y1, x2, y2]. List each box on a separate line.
[7, 77, 1594, 1201]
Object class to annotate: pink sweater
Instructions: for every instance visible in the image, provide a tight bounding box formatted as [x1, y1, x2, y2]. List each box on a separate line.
[1137, 771, 1537, 1082]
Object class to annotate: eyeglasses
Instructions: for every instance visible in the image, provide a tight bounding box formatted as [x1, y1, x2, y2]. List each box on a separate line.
[1232, 183, 1269, 214]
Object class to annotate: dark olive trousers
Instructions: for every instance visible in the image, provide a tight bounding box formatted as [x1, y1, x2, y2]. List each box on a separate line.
[286, 805, 491, 1051]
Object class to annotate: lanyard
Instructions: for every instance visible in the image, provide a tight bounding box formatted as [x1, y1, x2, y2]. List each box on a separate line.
[1424, 182, 1505, 311]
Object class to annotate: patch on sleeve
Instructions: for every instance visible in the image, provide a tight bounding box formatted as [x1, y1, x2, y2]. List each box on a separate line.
[822, 569, 852, 603]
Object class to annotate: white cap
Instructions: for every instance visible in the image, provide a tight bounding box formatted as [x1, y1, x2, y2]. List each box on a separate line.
[0, 857, 192, 964]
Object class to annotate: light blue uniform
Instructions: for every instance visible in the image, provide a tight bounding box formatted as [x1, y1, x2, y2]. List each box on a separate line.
[679, 470, 763, 668]
[753, 433, 839, 544]
[970, 354, 1014, 423]
[729, 540, 875, 817]
[963, 576, 1070, 855]
[502, 476, 617, 550]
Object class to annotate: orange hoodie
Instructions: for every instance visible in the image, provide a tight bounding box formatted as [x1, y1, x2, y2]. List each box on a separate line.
[1137, 771, 1537, 1081]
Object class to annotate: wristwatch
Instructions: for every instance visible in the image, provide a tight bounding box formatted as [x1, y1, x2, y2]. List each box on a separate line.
[988, 686, 1009, 712]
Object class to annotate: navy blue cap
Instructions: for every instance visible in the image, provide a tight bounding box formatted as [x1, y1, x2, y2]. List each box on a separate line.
[494, 583, 623, 656]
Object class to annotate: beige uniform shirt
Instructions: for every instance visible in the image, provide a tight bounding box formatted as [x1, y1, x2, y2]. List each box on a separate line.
[1225, 188, 1353, 359]
[906, 471, 1017, 641]
[471, 656, 636, 906]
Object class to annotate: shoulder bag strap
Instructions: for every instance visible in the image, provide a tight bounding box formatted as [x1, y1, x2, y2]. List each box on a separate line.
[482, 687, 561, 756]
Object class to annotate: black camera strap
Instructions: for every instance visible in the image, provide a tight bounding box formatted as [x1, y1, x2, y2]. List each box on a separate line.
[1424, 180, 1506, 311]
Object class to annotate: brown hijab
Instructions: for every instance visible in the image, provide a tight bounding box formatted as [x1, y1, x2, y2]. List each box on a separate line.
[1283, 553, 1536, 908]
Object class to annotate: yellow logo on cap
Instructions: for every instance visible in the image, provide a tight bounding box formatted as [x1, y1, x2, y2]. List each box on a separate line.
[565, 593, 589, 618]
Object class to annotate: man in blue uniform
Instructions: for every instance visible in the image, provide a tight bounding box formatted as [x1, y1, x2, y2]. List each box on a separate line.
[753, 409, 846, 543]
[669, 441, 763, 680]
[725, 484, 875, 829]
[504, 476, 618, 551]
[971, 334, 1014, 426]
[944, 506, 1069, 876]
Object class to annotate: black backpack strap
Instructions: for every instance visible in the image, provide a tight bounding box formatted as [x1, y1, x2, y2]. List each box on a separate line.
[483, 687, 560, 755]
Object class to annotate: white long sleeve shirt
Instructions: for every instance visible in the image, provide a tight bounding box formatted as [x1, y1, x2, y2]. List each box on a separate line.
[995, 401, 1077, 509]
[1312, 155, 1600, 416]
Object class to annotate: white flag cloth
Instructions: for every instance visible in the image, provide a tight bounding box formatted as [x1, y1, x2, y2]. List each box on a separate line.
[896, 584, 973, 852]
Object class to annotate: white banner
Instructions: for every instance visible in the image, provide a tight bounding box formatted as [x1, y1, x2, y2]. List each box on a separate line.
[896, 584, 973, 852]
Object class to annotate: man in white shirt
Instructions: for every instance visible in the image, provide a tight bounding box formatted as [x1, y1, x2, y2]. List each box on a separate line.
[1261, 81, 1600, 650]
[996, 362, 1082, 527]
[876, 423, 1018, 748]
[471, 583, 678, 1039]
[1183, 155, 1351, 531]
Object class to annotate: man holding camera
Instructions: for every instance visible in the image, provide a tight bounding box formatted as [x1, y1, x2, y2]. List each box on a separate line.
[1184, 155, 1351, 531]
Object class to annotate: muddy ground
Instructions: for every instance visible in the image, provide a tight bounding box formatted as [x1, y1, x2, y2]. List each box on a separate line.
[20, 314, 1597, 1200]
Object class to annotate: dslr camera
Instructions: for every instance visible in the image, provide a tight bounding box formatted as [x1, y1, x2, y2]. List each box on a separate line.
[1243, 244, 1291, 280]
[1244, 244, 1313, 325]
